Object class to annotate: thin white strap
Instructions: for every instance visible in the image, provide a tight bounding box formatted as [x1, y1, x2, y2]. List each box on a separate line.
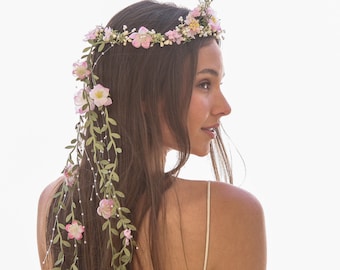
[203, 181, 211, 270]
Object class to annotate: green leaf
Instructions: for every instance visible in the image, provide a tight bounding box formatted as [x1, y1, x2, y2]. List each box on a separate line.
[53, 191, 62, 198]
[129, 224, 137, 231]
[53, 234, 60, 244]
[98, 42, 105, 52]
[100, 159, 109, 165]
[82, 46, 91, 53]
[57, 223, 66, 230]
[102, 220, 110, 230]
[71, 264, 79, 270]
[95, 142, 104, 151]
[112, 133, 121, 139]
[62, 240, 71, 247]
[86, 137, 94, 146]
[115, 191, 125, 198]
[54, 252, 64, 266]
[108, 117, 117, 125]
[111, 228, 119, 236]
[120, 207, 131, 213]
[117, 219, 123, 229]
[93, 126, 101, 134]
[107, 141, 113, 151]
[111, 172, 120, 182]
[105, 163, 115, 170]
[113, 252, 120, 259]
[123, 247, 131, 257]
[123, 218, 131, 224]
[66, 212, 73, 222]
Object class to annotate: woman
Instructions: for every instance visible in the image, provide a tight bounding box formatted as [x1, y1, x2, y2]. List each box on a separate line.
[37, 0, 266, 269]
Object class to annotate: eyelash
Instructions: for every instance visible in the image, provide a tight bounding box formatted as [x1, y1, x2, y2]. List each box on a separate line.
[198, 81, 211, 90]
[197, 79, 224, 92]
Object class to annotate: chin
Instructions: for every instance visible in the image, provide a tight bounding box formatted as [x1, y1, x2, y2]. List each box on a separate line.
[190, 148, 210, 157]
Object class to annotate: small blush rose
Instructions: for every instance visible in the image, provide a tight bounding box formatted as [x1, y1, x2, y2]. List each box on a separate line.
[65, 220, 85, 240]
[189, 7, 201, 17]
[84, 26, 101, 41]
[129, 27, 153, 49]
[184, 16, 201, 37]
[72, 61, 91, 80]
[209, 17, 221, 32]
[103, 27, 113, 42]
[165, 30, 184, 45]
[89, 84, 112, 107]
[123, 228, 133, 246]
[97, 199, 115, 219]
[63, 164, 78, 187]
[74, 88, 95, 114]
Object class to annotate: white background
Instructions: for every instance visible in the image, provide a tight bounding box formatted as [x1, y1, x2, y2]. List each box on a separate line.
[1, 0, 339, 269]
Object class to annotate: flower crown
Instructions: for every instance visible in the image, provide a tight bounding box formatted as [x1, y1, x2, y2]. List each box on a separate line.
[43, 1, 223, 269]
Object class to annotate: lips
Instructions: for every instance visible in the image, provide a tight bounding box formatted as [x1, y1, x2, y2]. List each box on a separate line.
[201, 124, 219, 139]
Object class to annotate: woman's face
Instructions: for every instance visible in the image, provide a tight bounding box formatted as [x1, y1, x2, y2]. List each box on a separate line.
[162, 41, 231, 156]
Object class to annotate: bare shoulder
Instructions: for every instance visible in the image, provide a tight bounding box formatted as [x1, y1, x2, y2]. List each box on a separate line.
[37, 177, 64, 269]
[175, 179, 267, 270]
[211, 181, 264, 215]
[38, 177, 63, 205]
[210, 181, 267, 270]
[175, 179, 264, 214]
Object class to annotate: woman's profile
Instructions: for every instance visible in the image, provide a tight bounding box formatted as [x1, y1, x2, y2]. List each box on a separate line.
[37, 0, 266, 269]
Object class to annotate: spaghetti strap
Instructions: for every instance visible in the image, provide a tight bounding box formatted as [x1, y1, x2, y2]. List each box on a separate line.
[203, 181, 211, 270]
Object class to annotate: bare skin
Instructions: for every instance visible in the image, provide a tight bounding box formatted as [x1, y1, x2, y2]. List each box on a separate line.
[37, 177, 63, 270]
[37, 177, 266, 270]
[133, 178, 267, 270]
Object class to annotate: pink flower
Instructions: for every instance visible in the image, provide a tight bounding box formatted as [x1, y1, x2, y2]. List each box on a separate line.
[63, 164, 78, 187]
[184, 16, 201, 37]
[206, 7, 214, 16]
[165, 30, 184, 45]
[208, 16, 221, 32]
[97, 199, 115, 219]
[103, 27, 113, 42]
[65, 220, 85, 240]
[189, 7, 201, 17]
[129, 27, 153, 49]
[124, 228, 133, 246]
[74, 88, 95, 114]
[72, 61, 91, 80]
[84, 26, 101, 41]
[89, 84, 112, 107]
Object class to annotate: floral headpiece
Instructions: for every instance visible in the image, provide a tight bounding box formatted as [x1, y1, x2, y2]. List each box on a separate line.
[43, 0, 223, 269]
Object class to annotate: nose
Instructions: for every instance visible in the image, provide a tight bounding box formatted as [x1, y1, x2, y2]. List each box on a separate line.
[212, 90, 231, 117]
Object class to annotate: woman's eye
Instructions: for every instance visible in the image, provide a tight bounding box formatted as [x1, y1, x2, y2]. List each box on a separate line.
[199, 81, 210, 90]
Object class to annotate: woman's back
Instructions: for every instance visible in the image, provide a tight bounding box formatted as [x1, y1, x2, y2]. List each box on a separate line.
[38, 178, 266, 270]
[133, 178, 266, 269]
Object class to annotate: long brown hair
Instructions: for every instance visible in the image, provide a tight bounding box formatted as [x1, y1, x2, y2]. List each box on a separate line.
[47, 1, 232, 269]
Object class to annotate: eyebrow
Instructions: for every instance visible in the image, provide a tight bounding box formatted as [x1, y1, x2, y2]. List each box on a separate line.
[196, 68, 225, 77]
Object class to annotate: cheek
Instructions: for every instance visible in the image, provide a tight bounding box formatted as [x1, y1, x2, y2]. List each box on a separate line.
[187, 93, 209, 127]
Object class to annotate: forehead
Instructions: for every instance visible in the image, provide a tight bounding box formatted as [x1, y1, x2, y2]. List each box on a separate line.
[196, 41, 223, 74]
